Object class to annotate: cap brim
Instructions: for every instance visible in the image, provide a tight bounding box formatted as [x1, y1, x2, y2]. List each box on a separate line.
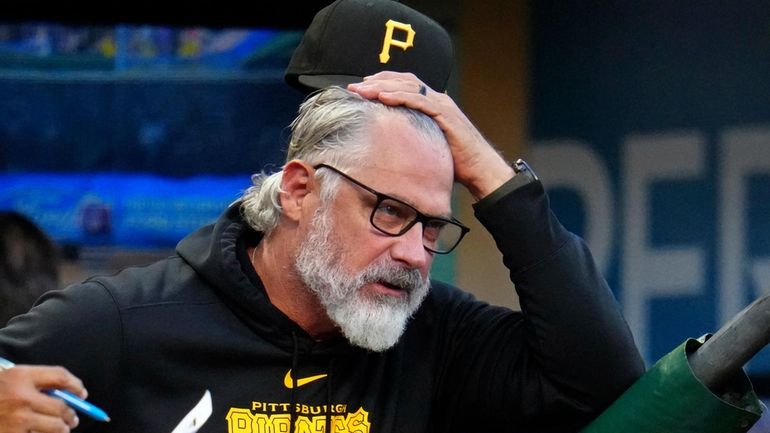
[297, 74, 364, 92]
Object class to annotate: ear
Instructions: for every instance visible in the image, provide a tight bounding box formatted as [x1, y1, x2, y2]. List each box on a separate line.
[279, 160, 316, 221]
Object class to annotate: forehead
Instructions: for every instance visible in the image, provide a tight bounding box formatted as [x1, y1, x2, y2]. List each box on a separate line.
[350, 111, 454, 215]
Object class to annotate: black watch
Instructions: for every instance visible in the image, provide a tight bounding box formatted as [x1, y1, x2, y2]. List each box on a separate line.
[511, 158, 538, 182]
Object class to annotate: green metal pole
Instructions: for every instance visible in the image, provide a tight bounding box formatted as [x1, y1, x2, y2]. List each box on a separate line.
[580, 338, 762, 433]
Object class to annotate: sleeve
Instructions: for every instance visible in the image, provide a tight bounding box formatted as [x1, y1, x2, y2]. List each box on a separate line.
[0, 281, 123, 431]
[434, 177, 645, 432]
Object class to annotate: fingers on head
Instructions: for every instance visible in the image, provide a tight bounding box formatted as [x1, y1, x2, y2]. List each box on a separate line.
[366, 71, 417, 81]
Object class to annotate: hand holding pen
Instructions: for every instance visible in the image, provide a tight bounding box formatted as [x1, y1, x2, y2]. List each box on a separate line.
[0, 356, 109, 433]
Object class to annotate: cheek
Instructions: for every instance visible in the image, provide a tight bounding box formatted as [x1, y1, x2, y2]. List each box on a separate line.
[328, 208, 390, 265]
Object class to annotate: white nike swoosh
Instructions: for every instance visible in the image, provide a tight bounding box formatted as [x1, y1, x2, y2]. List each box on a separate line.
[170, 390, 213, 433]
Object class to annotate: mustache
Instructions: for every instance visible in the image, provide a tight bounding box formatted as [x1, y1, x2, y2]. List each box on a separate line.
[358, 262, 428, 292]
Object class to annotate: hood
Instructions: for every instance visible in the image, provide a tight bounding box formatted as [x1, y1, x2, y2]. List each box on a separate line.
[175, 201, 346, 353]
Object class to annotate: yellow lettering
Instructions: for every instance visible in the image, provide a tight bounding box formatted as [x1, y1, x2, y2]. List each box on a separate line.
[227, 408, 254, 433]
[271, 414, 292, 433]
[311, 415, 327, 432]
[329, 415, 347, 433]
[228, 405, 370, 433]
[294, 416, 313, 433]
[379, 19, 416, 63]
[253, 413, 270, 433]
[345, 408, 371, 433]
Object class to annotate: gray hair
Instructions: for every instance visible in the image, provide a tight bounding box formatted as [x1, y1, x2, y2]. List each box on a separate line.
[241, 86, 448, 235]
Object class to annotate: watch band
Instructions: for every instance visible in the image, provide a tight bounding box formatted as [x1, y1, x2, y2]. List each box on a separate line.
[511, 158, 538, 182]
[472, 158, 539, 213]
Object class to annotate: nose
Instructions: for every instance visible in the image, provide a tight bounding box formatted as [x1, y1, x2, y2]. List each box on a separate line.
[389, 222, 430, 270]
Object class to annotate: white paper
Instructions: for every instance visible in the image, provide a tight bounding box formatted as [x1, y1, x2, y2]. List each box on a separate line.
[170, 390, 213, 433]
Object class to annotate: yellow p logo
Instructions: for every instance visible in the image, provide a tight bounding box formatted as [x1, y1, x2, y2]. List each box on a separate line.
[379, 19, 416, 64]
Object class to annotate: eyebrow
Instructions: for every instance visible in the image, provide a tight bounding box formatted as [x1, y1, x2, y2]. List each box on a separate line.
[392, 192, 454, 221]
[317, 164, 454, 221]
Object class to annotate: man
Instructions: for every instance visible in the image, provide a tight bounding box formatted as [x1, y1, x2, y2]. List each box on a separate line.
[0, 211, 60, 326]
[0, 74, 644, 432]
[0, 1, 646, 431]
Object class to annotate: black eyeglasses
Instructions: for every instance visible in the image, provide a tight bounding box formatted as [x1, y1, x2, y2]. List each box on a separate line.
[314, 164, 470, 254]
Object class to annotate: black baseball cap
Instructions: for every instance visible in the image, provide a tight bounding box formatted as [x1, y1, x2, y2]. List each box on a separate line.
[285, 0, 455, 94]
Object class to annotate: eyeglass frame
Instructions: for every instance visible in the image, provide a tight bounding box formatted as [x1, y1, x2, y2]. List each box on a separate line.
[313, 163, 470, 254]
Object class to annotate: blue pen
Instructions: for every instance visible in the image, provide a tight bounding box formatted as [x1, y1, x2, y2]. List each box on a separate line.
[0, 356, 110, 422]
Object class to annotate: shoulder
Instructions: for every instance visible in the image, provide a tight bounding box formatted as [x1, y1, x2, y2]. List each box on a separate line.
[85, 254, 220, 311]
[414, 280, 515, 325]
[424, 279, 476, 305]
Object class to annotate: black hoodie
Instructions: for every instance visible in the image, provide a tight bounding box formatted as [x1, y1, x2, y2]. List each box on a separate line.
[0, 178, 644, 433]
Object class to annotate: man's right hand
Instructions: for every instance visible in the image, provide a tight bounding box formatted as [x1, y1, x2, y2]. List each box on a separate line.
[348, 71, 516, 201]
[0, 365, 84, 433]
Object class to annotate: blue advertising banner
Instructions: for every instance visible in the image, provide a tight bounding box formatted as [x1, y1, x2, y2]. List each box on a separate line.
[0, 173, 249, 248]
[530, 1, 770, 372]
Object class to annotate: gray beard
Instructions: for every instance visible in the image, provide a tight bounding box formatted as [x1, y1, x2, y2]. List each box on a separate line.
[294, 206, 430, 351]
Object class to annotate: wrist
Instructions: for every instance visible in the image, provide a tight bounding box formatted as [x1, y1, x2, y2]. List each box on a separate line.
[466, 158, 539, 201]
[465, 161, 516, 200]
[472, 159, 541, 214]
[511, 158, 538, 182]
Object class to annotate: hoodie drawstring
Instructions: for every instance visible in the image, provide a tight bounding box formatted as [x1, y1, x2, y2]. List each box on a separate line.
[290, 332, 299, 433]
[326, 358, 335, 432]
[289, 332, 336, 433]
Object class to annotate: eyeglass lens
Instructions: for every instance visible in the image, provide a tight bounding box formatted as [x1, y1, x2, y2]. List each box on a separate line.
[372, 198, 464, 253]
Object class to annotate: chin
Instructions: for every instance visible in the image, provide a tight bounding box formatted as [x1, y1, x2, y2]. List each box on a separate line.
[330, 294, 413, 351]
